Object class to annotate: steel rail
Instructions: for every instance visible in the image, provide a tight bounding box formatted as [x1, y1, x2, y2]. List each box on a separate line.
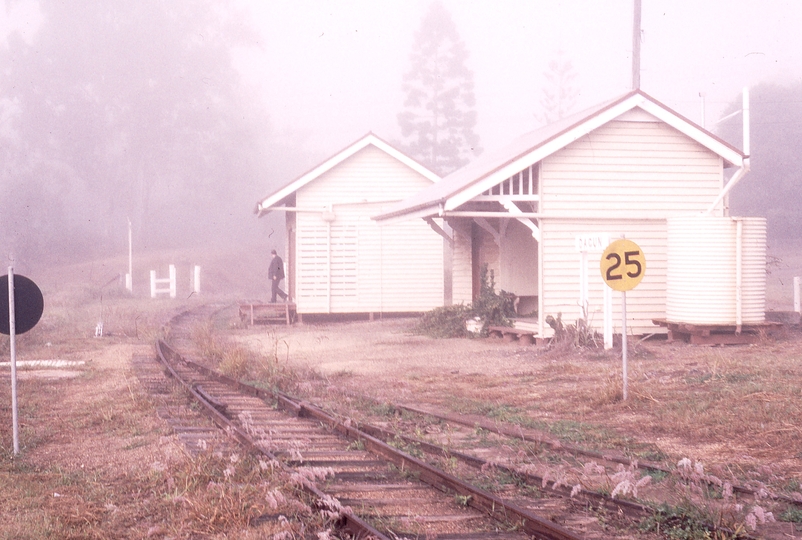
[155, 339, 388, 540]
[155, 338, 587, 540]
[394, 403, 802, 509]
[155, 305, 777, 540]
[396, 403, 671, 474]
[350, 418, 652, 520]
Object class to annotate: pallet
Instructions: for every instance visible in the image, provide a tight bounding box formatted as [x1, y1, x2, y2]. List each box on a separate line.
[651, 318, 783, 345]
[239, 303, 296, 326]
[488, 326, 537, 345]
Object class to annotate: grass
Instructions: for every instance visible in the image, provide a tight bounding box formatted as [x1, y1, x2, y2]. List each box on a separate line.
[0, 265, 334, 538]
[639, 503, 748, 540]
[7, 250, 801, 537]
[192, 316, 300, 393]
[779, 507, 802, 524]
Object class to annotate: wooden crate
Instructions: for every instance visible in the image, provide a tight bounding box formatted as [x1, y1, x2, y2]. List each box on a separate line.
[652, 318, 783, 345]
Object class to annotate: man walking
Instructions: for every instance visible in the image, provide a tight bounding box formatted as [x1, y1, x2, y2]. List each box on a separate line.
[268, 249, 288, 303]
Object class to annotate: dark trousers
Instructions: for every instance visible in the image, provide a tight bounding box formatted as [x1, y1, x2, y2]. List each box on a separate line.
[271, 278, 287, 302]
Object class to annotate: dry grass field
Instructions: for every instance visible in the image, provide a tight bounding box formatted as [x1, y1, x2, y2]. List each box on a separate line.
[0, 244, 800, 538]
[239, 315, 802, 481]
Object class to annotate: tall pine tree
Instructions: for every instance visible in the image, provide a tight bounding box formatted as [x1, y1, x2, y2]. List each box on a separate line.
[536, 51, 579, 126]
[397, 1, 481, 176]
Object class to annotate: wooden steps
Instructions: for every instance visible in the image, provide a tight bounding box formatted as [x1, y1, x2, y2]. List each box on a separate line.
[239, 302, 296, 325]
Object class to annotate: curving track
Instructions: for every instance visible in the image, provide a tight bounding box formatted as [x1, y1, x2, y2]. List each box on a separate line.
[134, 304, 790, 538]
[145, 304, 646, 539]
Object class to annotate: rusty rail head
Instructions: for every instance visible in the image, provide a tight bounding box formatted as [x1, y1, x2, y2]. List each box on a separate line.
[291, 400, 584, 540]
[154, 339, 391, 540]
[155, 337, 585, 539]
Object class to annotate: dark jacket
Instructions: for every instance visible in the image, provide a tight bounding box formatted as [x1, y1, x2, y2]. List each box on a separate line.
[268, 255, 285, 280]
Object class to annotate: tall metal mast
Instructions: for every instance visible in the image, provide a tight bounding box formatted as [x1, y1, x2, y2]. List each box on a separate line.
[632, 0, 642, 89]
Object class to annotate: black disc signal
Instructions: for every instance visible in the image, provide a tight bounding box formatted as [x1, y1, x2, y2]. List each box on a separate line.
[0, 274, 44, 335]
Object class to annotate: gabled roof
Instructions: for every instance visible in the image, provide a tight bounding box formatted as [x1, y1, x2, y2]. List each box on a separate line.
[255, 132, 440, 217]
[373, 90, 746, 222]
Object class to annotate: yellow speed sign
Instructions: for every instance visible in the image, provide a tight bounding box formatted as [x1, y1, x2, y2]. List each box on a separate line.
[600, 239, 646, 292]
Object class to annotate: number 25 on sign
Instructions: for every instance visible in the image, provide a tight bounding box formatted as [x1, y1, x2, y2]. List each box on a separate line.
[599, 238, 645, 402]
[600, 239, 646, 292]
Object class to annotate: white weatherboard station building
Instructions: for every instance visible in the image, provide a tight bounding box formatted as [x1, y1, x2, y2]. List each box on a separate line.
[255, 133, 445, 317]
[375, 90, 750, 338]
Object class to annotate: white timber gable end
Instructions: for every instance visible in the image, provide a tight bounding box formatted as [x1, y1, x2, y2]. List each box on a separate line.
[538, 110, 730, 337]
[292, 142, 444, 314]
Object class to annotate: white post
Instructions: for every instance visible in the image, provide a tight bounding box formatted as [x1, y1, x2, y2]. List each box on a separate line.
[169, 264, 176, 299]
[192, 265, 201, 295]
[126, 218, 133, 293]
[604, 285, 613, 349]
[150, 270, 157, 298]
[743, 87, 750, 157]
[8, 267, 19, 454]
[578, 251, 588, 320]
[631, 0, 641, 89]
[794, 276, 800, 313]
[699, 92, 706, 129]
[622, 290, 628, 401]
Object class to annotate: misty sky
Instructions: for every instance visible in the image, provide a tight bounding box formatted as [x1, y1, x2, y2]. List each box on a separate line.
[232, 0, 802, 157]
[3, 0, 800, 160]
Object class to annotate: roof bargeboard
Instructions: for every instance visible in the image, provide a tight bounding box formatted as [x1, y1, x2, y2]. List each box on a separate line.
[255, 132, 440, 217]
[373, 90, 745, 222]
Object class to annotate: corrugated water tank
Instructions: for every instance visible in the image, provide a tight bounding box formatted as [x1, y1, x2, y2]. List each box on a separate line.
[666, 215, 766, 325]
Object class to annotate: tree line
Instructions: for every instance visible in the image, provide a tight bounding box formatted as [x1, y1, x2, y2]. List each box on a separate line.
[0, 0, 301, 265]
[3, 0, 792, 272]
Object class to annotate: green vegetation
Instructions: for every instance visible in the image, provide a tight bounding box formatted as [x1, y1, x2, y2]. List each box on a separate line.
[416, 264, 514, 338]
[779, 507, 802, 524]
[640, 503, 747, 540]
[545, 313, 602, 349]
[193, 319, 297, 393]
[387, 437, 424, 459]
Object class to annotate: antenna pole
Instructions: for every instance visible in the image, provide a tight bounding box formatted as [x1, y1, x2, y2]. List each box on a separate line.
[632, 0, 642, 89]
[743, 87, 750, 156]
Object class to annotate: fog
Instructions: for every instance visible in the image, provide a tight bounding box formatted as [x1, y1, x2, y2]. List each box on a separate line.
[1, 0, 801, 277]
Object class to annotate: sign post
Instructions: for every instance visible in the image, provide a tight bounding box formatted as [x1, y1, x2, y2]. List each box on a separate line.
[600, 239, 646, 401]
[1, 270, 44, 455]
[8, 268, 18, 454]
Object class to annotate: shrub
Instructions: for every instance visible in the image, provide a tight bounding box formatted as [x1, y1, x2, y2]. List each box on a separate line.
[546, 313, 602, 349]
[416, 264, 515, 338]
[416, 304, 473, 338]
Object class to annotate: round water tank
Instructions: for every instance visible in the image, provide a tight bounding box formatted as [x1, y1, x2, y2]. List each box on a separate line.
[666, 215, 766, 325]
[739, 218, 767, 323]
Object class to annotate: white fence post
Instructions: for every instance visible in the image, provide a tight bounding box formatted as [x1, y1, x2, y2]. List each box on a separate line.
[169, 264, 176, 299]
[192, 265, 201, 295]
[794, 276, 800, 313]
[151, 265, 176, 299]
[150, 270, 157, 298]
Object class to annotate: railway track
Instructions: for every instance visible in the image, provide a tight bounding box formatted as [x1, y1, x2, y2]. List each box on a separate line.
[136, 304, 794, 538]
[143, 305, 663, 539]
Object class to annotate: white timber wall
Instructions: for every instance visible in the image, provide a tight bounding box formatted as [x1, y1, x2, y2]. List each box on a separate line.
[540, 219, 667, 336]
[499, 219, 538, 296]
[294, 145, 443, 313]
[538, 115, 726, 337]
[541, 117, 725, 216]
[450, 220, 473, 305]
